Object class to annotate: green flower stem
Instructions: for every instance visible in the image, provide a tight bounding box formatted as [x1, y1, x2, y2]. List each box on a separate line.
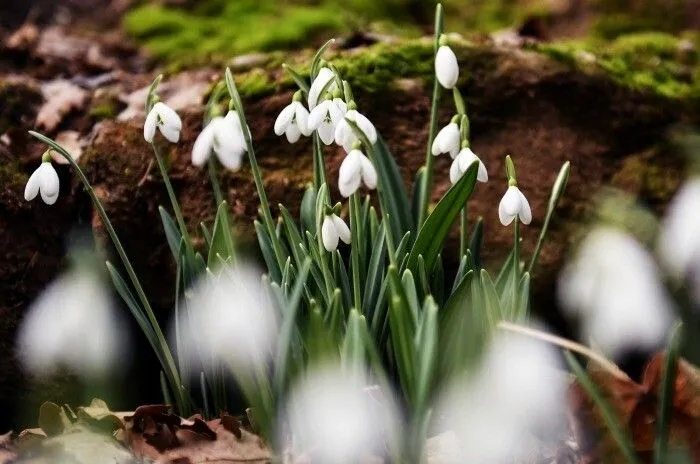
[459, 206, 467, 257]
[317, 227, 335, 303]
[417, 3, 444, 226]
[152, 143, 194, 253]
[384, 211, 397, 266]
[512, 219, 520, 314]
[312, 134, 327, 192]
[207, 157, 225, 207]
[225, 68, 287, 275]
[350, 193, 363, 311]
[29, 131, 187, 414]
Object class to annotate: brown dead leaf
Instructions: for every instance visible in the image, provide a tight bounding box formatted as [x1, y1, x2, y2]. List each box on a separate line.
[221, 413, 243, 439]
[5, 23, 39, 50]
[0, 432, 18, 464]
[52, 131, 84, 164]
[571, 352, 700, 461]
[37, 80, 88, 132]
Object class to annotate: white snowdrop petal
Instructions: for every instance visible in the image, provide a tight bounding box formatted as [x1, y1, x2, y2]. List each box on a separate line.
[449, 158, 462, 185]
[322, 216, 339, 252]
[294, 102, 311, 136]
[477, 160, 489, 183]
[38, 162, 60, 197]
[359, 154, 377, 190]
[339, 175, 361, 198]
[354, 111, 377, 143]
[328, 100, 345, 123]
[24, 169, 42, 201]
[143, 107, 158, 143]
[160, 123, 181, 143]
[517, 188, 532, 224]
[308, 67, 334, 109]
[216, 144, 244, 171]
[155, 102, 182, 131]
[307, 103, 328, 131]
[274, 104, 296, 135]
[191, 119, 218, 166]
[332, 215, 351, 244]
[317, 123, 335, 145]
[333, 98, 348, 115]
[41, 190, 59, 205]
[339, 150, 362, 188]
[285, 124, 302, 143]
[435, 45, 459, 89]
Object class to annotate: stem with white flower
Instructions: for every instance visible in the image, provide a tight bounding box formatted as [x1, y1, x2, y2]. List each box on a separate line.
[28, 130, 187, 415]
[350, 192, 363, 312]
[225, 68, 287, 275]
[458, 114, 471, 258]
[418, 3, 444, 227]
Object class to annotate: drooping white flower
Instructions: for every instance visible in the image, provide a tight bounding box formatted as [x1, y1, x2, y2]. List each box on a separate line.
[338, 149, 377, 197]
[24, 161, 60, 205]
[321, 213, 351, 252]
[435, 333, 566, 462]
[144, 101, 182, 144]
[274, 96, 312, 143]
[558, 227, 673, 358]
[281, 365, 400, 463]
[498, 184, 532, 225]
[308, 67, 336, 110]
[174, 261, 277, 371]
[192, 111, 247, 170]
[432, 121, 460, 158]
[334, 109, 377, 153]
[308, 98, 347, 145]
[18, 265, 126, 377]
[658, 178, 700, 280]
[435, 45, 459, 89]
[449, 147, 488, 185]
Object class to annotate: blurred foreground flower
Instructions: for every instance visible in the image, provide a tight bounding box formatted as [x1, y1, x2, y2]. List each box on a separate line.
[558, 227, 673, 358]
[17, 262, 126, 378]
[435, 334, 566, 462]
[281, 365, 400, 463]
[174, 261, 277, 372]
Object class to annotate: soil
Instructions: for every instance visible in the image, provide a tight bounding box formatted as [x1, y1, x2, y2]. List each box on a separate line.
[0, 0, 695, 433]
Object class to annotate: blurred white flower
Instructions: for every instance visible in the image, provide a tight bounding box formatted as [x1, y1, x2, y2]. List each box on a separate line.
[321, 213, 351, 252]
[24, 161, 60, 205]
[308, 67, 336, 110]
[449, 147, 488, 185]
[436, 333, 566, 463]
[338, 149, 377, 197]
[432, 122, 460, 159]
[274, 98, 312, 143]
[558, 227, 673, 358]
[18, 266, 126, 377]
[175, 261, 277, 371]
[435, 45, 459, 89]
[308, 98, 347, 145]
[658, 178, 700, 281]
[144, 102, 182, 144]
[192, 111, 247, 170]
[282, 365, 400, 463]
[498, 185, 531, 225]
[335, 110, 377, 152]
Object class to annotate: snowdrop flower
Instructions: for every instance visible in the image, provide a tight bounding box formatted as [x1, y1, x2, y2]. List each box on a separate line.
[338, 148, 377, 197]
[281, 365, 400, 463]
[335, 106, 377, 152]
[498, 183, 532, 225]
[192, 111, 247, 170]
[174, 261, 277, 371]
[558, 227, 673, 358]
[274, 91, 312, 143]
[308, 97, 347, 145]
[307, 67, 336, 110]
[449, 147, 488, 185]
[18, 263, 126, 377]
[432, 118, 461, 158]
[658, 178, 700, 281]
[144, 101, 182, 143]
[321, 212, 351, 252]
[24, 159, 60, 205]
[436, 334, 566, 462]
[435, 36, 459, 89]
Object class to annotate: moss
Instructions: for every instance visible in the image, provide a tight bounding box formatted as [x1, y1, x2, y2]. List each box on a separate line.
[0, 81, 42, 134]
[88, 97, 121, 121]
[610, 149, 682, 207]
[235, 69, 275, 99]
[534, 33, 700, 100]
[593, 0, 687, 39]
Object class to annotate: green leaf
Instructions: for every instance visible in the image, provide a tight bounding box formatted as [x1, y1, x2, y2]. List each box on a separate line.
[416, 255, 431, 299]
[159, 206, 182, 262]
[363, 223, 387, 314]
[468, 217, 484, 270]
[300, 184, 317, 234]
[282, 64, 310, 94]
[200, 222, 212, 249]
[655, 323, 683, 464]
[414, 299, 438, 415]
[311, 38, 336, 79]
[279, 204, 304, 268]
[401, 269, 420, 326]
[342, 309, 365, 370]
[451, 254, 470, 294]
[412, 167, 427, 228]
[326, 288, 345, 343]
[373, 137, 414, 240]
[480, 269, 502, 330]
[406, 162, 478, 275]
[255, 221, 281, 282]
[333, 250, 353, 310]
[315, 183, 329, 235]
[207, 201, 235, 267]
[566, 352, 641, 464]
[431, 254, 445, 307]
[387, 265, 417, 402]
[515, 272, 531, 321]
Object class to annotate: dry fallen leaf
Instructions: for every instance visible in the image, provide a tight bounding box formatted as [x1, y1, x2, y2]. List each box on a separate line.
[37, 80, 88, 132]
[52, 131, 85, 164]
[0, 432, 18, 464]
